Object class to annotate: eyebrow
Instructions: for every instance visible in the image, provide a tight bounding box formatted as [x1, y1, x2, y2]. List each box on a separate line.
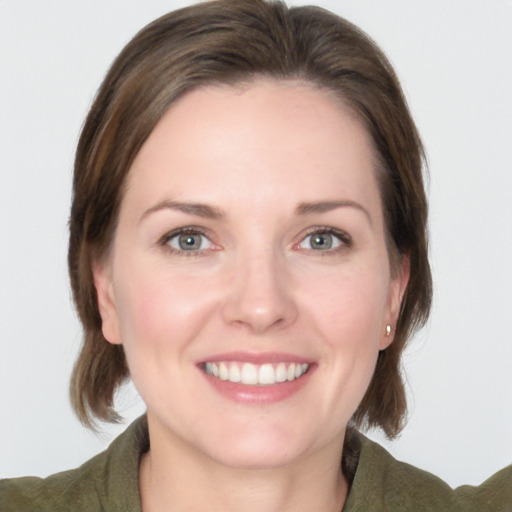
[140, 199, 371, 224]
[296, 200, 372, 225]
[139, 200, 226, 223]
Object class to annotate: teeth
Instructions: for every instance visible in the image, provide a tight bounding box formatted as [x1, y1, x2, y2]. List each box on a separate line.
[275, 363, 287, 383]
[241, 363, 258, 384]
[219, 362, 229, 381]
[287, 363, 296, 381]
[229, 364, 241, 383]
[258, 364, 274, 385]
[204, 361, 309, 386]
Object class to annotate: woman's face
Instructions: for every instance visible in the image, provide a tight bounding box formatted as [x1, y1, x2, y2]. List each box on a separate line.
[95, 79, 407, 469]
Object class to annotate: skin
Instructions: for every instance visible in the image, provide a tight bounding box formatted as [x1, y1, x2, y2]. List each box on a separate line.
[94, 79, 409, 512]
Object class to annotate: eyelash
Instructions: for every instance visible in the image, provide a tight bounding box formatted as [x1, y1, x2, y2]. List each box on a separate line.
[157, 226, 352, 257]
[296, 227, 352, 254]
[158, 227, 214, 257]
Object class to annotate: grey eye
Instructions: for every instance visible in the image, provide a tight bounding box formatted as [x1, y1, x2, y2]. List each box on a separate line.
[310, 233, 334, 250]
[168, 232, 212, 251]
[298, 231, 344, 251]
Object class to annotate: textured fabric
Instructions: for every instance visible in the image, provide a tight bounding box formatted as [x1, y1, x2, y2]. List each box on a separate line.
[453, 466, 512, 512]
[1, 416, 510, 511]
[0, 418, 147, 512]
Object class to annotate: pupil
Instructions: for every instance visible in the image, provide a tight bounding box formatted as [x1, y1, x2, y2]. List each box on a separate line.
[312, 233, 332, 249]
[179, 234, 201, 250]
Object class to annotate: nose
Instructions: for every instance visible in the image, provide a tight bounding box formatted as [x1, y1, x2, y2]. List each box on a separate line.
[221, 249, 298, 334]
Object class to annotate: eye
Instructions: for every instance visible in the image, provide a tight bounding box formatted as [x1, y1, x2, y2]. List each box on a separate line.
[297, 228, 351, 252]
[161, 229, 215, 254]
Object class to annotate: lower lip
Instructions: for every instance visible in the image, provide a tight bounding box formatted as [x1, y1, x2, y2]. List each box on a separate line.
[201, 368, 313, 404]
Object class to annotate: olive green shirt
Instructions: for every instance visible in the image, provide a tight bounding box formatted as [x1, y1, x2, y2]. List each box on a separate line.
[1, 416, 510, 511]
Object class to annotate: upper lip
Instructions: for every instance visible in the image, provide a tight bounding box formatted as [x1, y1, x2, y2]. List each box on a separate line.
[197, 351, 313, 365]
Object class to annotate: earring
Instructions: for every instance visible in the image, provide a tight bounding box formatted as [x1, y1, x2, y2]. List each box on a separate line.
[386, 325, 391, 337]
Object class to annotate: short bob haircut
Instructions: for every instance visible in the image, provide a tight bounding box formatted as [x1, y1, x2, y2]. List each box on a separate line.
[69, 0, 431, 438]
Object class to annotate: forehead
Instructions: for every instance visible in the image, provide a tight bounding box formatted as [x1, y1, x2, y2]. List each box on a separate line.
[123, 78, 381, 220]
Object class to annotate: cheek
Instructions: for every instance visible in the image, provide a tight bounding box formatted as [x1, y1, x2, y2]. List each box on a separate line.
[110, 265, 214, 397]
[302, 263, 390, 343]
[115, 270, 165, 343]
[300, 265, 389, 405]
[112, 263, 218, 352]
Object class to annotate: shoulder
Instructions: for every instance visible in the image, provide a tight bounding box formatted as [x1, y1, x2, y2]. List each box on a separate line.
[345, 433, 455, 511]
[453, 464, 512, 512]
[0, 416, 148, 512]
[0, 462, 102, 512]
[345, 433, 512, 512]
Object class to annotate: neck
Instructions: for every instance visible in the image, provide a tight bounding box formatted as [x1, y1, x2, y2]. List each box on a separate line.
[139, 423, 348, 512]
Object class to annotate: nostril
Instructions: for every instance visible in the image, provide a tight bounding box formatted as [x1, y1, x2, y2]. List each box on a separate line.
[220, 258, 299, 332]
[221, 292, 297, 333]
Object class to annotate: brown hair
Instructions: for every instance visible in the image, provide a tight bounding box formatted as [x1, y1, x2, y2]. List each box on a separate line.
[69, 0, 431, 437]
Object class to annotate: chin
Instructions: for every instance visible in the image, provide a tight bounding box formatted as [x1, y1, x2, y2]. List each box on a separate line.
[196, 421, 321, 470]
[209, 441, 302, 470]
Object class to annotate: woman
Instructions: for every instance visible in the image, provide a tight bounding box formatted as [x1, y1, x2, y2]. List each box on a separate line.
[1, 1, 510, 510]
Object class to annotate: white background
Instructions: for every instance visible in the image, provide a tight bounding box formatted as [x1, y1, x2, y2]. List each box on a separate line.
[1, 0, 511, 488]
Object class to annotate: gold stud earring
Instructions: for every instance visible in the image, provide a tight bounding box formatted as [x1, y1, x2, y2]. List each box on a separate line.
[386, 325, 391, 337]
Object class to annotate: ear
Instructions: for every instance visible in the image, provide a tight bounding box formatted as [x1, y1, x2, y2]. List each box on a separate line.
[380, 253, 410, 350]
[92, 259, 122, 345]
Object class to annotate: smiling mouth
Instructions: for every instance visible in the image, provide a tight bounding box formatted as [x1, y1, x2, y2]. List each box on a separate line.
[203, 361, 310, 386]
